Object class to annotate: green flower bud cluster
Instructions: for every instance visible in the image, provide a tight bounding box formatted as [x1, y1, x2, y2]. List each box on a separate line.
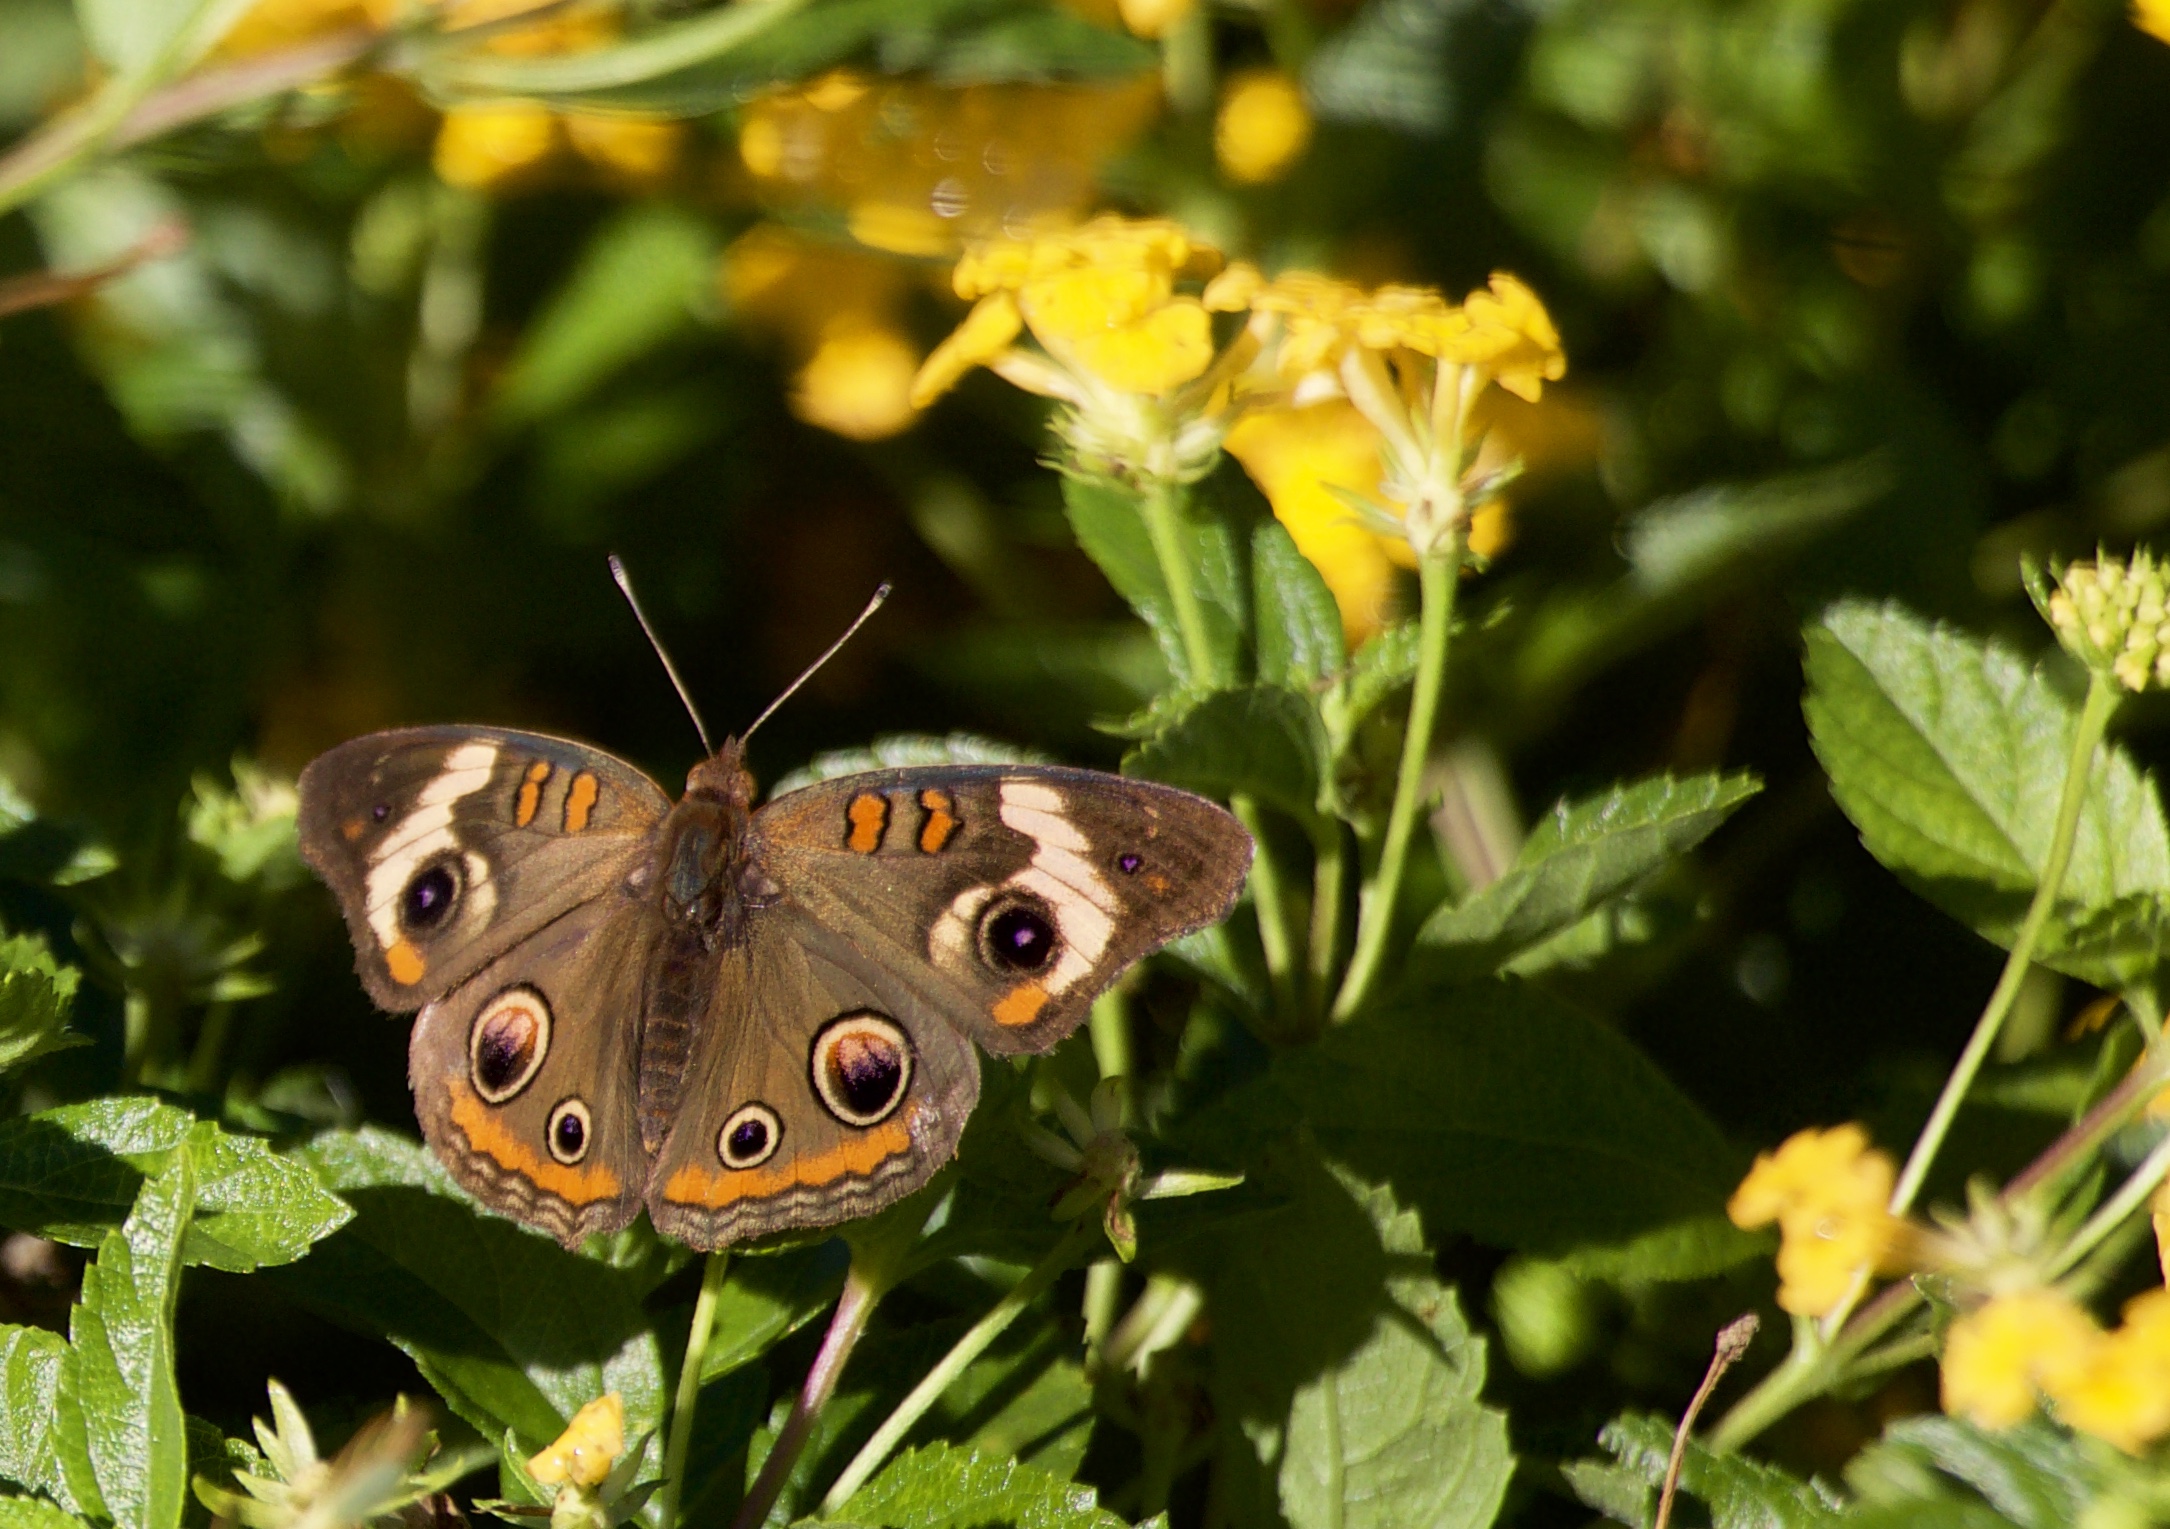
[2045, 552, 2170, 692]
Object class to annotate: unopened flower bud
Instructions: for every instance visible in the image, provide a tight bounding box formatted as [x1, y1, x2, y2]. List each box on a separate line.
[2042, 551, 2170, 691]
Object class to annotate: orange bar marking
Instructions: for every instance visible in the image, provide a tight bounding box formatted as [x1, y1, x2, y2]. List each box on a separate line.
[386, 939, 427, 986]
[661, 1117, 912, 1208]
[564, 771, 599, 833]
[917, 789, 958, 853]
[449, 1087, 622, 1204]
[846, 793, 888, 854]
[341, 817, 366, 842]
[515, 760, 551, 827]
[992, 981, 1048, 1028]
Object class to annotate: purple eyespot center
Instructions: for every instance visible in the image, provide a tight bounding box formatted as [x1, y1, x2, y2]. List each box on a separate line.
[1118, 853, 1142, 874]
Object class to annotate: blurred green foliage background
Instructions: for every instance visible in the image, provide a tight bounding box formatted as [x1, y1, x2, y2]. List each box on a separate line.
[4, 0, 2170, 1519]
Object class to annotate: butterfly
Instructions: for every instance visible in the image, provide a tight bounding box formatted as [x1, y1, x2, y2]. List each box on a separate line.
[296, 716, 1251, 1251]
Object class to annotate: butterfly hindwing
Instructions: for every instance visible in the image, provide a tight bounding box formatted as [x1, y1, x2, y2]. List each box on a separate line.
[297, 727, 670, 1009]
[644, 907, 980, 1250]
[752, 766, 1252, 1055]
[406, 893, 653, 1247]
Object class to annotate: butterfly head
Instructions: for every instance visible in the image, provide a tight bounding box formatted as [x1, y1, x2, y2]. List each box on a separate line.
[685, 736, 756, 811]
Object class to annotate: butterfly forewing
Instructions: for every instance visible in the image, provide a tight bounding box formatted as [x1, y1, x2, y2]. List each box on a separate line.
[298, 727, 670, 1009]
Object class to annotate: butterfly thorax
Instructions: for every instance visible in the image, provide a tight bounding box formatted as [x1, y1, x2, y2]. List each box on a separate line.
[653, 743, 763, 950]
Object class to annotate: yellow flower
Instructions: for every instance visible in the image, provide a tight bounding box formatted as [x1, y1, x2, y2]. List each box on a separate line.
[1118, 0, 1194, 38]
[528, 1393, 624, 1490]
[791, 323, 921, 441]
[561, 112, 682, 182]
[2043, 551, 2170, 692]
[1727, 1123, 1908, 1316]
[1942, 1288, 2105, 1429]
[432, 103, 556, 188]
[1216, 70, 1313, 185]
[911, 292, 1024, 407]
[217, 0, 397, 55]
[1227, 403, 1401, 644]
[1447, 274, 1567, 402]
[2048, 1289, 2170, 1452]
[2137, 0, 2170, 44]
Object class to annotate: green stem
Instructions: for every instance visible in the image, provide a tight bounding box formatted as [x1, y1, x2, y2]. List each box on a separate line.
[1333, 544, 1461, 1022]
[1306, 819, 1348, 1024]
[819, 1225, 1096, 1512]
[1233, 798, 1301, 1029]
[2049, 1127, 2170, 1279]
[1083, 1258, 1123, 1376]
[1709, 1288, 1920, 1453]
[658, 1252, 730, 1528]
[1089, 989, 1136, 1127]
[1888, 669, 2119, 1218]
[732, 1261, 883, 1529]
[1136, 476, 1218, 688]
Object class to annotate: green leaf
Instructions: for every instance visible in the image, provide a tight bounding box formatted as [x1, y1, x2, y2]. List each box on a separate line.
[1304, 0, 1453, 132]
[1123, 686, 1324, 821]
[0, 774, 114, 888]
[59, 1152, 195, 1529]
[1280, 979, 1743, 1252]
[825, 1442, 1127, 1529]
[0, 1325, 73, 1510]
[1549, 1212, 1770, 1285]
[0, 932, 85, 1075]
[490, 205, 716, 430]
[1847, 1416, 2084, 1529]
[0, 1498, 91, 1529]
[271, 1129, 664, 1464]
[73, 0, 253, 77]
[1062, 475, 1248, 692]
[0, 1100, 351, 1271]
[696, 1241, 849, 1384]
[1417, 772, 1762, 978]
[1576, 1413, 1841, 1529]
[1277, 1214, 1511, 1529]
[1323, 620, 1420, 758]
[1803, 600, 2170, 986]
[769, 735, 1050, 799]
[1251, 519, 1343, 692]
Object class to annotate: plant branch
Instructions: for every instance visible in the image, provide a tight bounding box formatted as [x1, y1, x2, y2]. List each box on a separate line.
[658, 1251, 729, 1529]
[1334, 541, 1461, 1021]
[731, 1258, 883, 1529]
[1888, 669, 2119, 1218]
[1656, 1314, 1759, 1529]
[819, 1224, 1096, 1512]
[1135, 475, 1218, 687]
[2050, 1126, 2170, 1278]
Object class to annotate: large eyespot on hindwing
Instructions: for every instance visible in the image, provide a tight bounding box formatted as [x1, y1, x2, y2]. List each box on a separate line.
[718, 1103, 783, 1169]
[547, 1097, 593, 1165]
[976, 892, 1061, 976]
[400, 859, 462, 933]
[469, 985, 552, 1103]
[810, 1012, 912, 1128]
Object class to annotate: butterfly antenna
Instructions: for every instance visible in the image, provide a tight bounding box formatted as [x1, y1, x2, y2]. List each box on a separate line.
[609, 554, 716, 756]
[741, 582, 892, 744]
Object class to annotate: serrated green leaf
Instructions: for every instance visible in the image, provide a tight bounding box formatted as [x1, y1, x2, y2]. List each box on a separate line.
[1589, 1413, 1841, 1529]
[1323, 620, 1421, 756]
[0, 1498, 91, 1529]
[1847, 1416, 2083, 1529]
[0, 1325, 73, 1510]
[1418, 772, 1761, 978]
[1280, 979, 1742, 1252]
[0, 1099, 350, 1271]
[697, 1241, 849, 1384]
[769, 735, 1050, 799]
[827, 1442, 1126, 1529]
[1122, 686, 1323, 821]
[1550, 1212, 1769, 1284]
[1062, 476, 1247, 692]
[1803, 600, 2170, 986]
[0, 933, 84, 1075]
[1277, 1251, 1510, 1529]
[270, 1129, 664, 1465]
[1252, 519, 1343, 691]
[1561, 1456, 1653, 1528]
[490, 205, 716, 430]
[59, 1152, 195, 1529]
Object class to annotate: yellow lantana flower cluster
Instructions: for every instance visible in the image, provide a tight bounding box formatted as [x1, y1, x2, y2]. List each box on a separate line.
[1726, 1123, 1910, 1316]
[2137, 0, 2170, 46]
[2044, 551, 2170, 692]
[913, 217, 1249, 480]
[1945, 1286, 2170, 1453]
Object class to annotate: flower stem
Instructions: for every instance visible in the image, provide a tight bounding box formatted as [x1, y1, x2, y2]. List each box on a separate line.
[1233, 798, 1302, 1029]
[819, 1224, 1096, 1513]
[732, 1259, 883, 1529]
[1333, 542, 1461, 1022]
[659, 1252, 730, 1529]
[1136, 476, 1218, 688]
[1888, 669, 2119, 1218]
[2050, 1127, 2170, 1279]
[1307, 819, 1348, 1024]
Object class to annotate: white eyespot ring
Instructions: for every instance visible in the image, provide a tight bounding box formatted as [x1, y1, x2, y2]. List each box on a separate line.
[809, 1012, 912, 1128]
[546, 1097, 592, 1165]
[718, 1103, 783, 1170]
[469, 985, 551, 1104]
